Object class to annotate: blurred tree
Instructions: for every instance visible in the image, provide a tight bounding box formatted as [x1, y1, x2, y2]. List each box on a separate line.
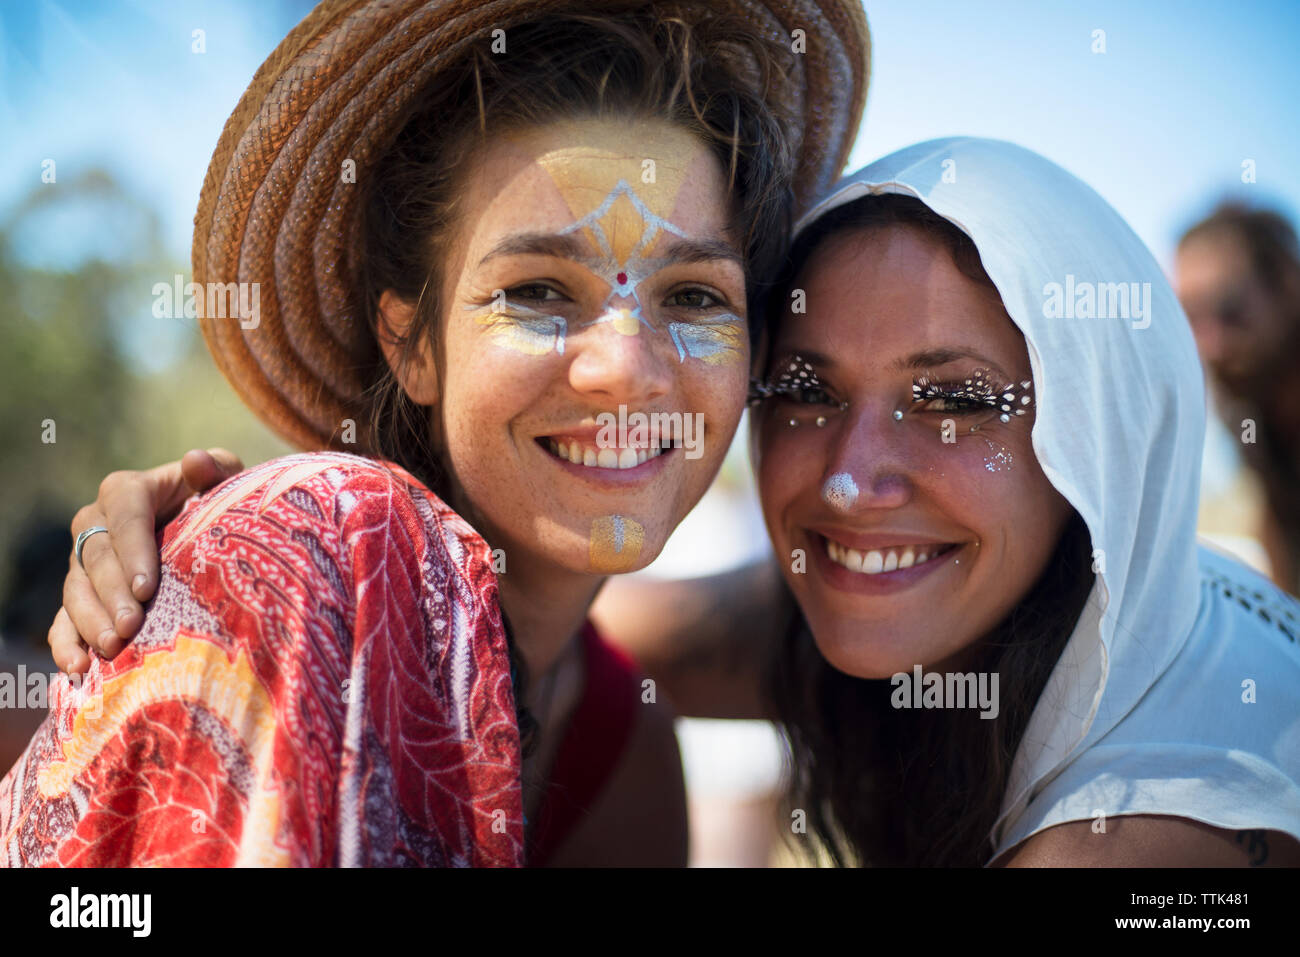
[0, 168, 289, 609]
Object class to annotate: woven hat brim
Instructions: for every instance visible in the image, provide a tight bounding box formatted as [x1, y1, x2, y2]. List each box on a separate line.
[193, 0, 871, 450]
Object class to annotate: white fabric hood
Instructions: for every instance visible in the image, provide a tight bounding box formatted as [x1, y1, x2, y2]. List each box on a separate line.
[795, 137, 1218, 851]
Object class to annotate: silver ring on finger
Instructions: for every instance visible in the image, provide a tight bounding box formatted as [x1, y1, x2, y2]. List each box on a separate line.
[74, 526, 110, 571]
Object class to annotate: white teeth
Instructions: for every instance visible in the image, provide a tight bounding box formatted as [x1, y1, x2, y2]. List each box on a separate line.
[825, 540, 949, 575]
[547, 439, 666, 470]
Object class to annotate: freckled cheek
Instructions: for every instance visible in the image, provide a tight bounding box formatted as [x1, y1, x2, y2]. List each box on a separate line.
[679, 361, 747, 426]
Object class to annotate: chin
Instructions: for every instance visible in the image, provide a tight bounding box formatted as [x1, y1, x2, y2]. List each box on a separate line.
[809, 624, 911, 680]
[808, 619, 976, 680]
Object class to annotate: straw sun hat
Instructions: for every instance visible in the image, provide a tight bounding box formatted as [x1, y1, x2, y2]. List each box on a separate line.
[192, 0, 871, 450]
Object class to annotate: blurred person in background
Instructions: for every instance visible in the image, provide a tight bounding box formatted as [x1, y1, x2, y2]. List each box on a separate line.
[1177, 203, 1300, 595]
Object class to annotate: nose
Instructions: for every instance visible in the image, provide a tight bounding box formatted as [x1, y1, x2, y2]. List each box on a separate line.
[567, 304, 672, 407]
[820, 402, 912, 512]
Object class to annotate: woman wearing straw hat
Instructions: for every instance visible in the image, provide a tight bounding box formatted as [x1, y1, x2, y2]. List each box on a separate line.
[4, 0, 870, 866]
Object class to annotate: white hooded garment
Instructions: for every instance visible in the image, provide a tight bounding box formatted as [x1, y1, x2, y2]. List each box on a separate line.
[794, 137, 1300, 862]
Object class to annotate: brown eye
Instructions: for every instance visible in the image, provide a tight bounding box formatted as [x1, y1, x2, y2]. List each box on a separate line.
[790, 385, 834, 406]
[666, 288, 720, 309]
[917, 395, 986, 415]
[509, 283, 563, 302]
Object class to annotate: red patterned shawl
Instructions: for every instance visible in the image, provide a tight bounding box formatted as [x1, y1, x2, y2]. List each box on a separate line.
[0, 453, 524, 866]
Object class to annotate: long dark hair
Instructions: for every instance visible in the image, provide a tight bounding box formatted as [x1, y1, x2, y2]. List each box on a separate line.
[766, 195, 1097, 866]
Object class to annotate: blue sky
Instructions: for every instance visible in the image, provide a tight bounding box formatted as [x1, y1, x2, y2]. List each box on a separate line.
[2, 0, 1297, 276]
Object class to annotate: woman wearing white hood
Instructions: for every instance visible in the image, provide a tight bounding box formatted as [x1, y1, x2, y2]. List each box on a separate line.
[748, 136, 1300, 865]
[44, 138, 1300, 866]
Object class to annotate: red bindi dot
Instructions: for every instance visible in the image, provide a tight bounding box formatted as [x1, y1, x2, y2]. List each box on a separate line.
[616, 272, 627, 285]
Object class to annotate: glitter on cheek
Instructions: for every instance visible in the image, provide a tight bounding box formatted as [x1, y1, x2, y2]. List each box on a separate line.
[975, 434, 1015, 472]
[667, 317, 744, 365]
[822, 471, 859, 511]
[589, 515, 645, 572]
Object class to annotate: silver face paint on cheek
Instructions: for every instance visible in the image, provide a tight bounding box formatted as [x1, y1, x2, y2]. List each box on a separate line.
[468, 302, 568, 356]
[667, 316, 744, 365]
[822, 471, 859, 511]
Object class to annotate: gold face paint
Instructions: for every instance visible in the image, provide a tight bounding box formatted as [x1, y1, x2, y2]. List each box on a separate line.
[469, 302, 567, 356]
[530, 121, 693, 247]
[500, 121, 743, 364]
[590, 305, 642, 337]
[588, 514, 644, 573]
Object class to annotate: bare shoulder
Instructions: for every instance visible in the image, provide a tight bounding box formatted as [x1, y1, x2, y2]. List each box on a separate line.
[997, 815, 1300, 867]
[546, 694, 689, 867]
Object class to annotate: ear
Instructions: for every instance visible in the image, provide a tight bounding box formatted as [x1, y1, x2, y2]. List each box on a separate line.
[377, 290, 439, 405]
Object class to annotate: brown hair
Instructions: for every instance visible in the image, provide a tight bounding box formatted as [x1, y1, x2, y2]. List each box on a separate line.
[766, 194, 1097, 866]
[1179, 202, 1300, 304]
[354, 10, 795, 501]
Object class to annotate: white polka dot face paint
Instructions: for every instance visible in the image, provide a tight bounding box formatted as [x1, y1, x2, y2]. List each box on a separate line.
[822, 471, 859, 511]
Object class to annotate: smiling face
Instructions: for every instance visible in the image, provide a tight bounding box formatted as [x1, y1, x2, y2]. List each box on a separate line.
[429, 117, 748, 576]
[755, 223, 1072, 678]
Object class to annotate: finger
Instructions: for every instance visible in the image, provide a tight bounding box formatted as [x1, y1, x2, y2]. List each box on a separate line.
[180, 447, 244, 493]
[98, 467, 181, 605]
[48, 607, 91, 675]
[63, 552, 124, 657]
[81, 523, 145, 640]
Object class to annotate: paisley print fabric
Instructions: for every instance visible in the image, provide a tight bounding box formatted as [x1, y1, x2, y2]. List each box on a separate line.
[0, 453, 524, 867]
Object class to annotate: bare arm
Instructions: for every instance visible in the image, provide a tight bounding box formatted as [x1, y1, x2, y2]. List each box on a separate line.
[589, 555, 793, 719]
[996, 815, 1300, 867]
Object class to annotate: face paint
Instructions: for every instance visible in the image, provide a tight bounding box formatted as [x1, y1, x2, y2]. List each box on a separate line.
[668, 318, 745, 365]
[749, 354, 844, 407]
[911, 369, 1033, 424]
[560, 180, 684, 322]
[588, 303, 644, 337]
[588, 514, 644, 572]
[520, 123, 743, 365]
[469, 301, 568, 356]
[822, 471, 859, 511]
[974, 433, 1015, 472]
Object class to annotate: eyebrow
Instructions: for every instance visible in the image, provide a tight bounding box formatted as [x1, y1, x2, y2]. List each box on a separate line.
[654, 236, 744, 266]
[478, 233, 587, 267]
[769, 348, 835, 374]
[891, 347, 1008, 378]
[771, 347, 1009, 378]
[477, 232, 744, 269]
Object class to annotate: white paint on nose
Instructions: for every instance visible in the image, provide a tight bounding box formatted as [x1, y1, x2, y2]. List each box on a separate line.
[822, 471, 859, 512]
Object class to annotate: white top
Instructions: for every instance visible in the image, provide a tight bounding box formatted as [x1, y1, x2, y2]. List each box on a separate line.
[797, 137, 1300, 861]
